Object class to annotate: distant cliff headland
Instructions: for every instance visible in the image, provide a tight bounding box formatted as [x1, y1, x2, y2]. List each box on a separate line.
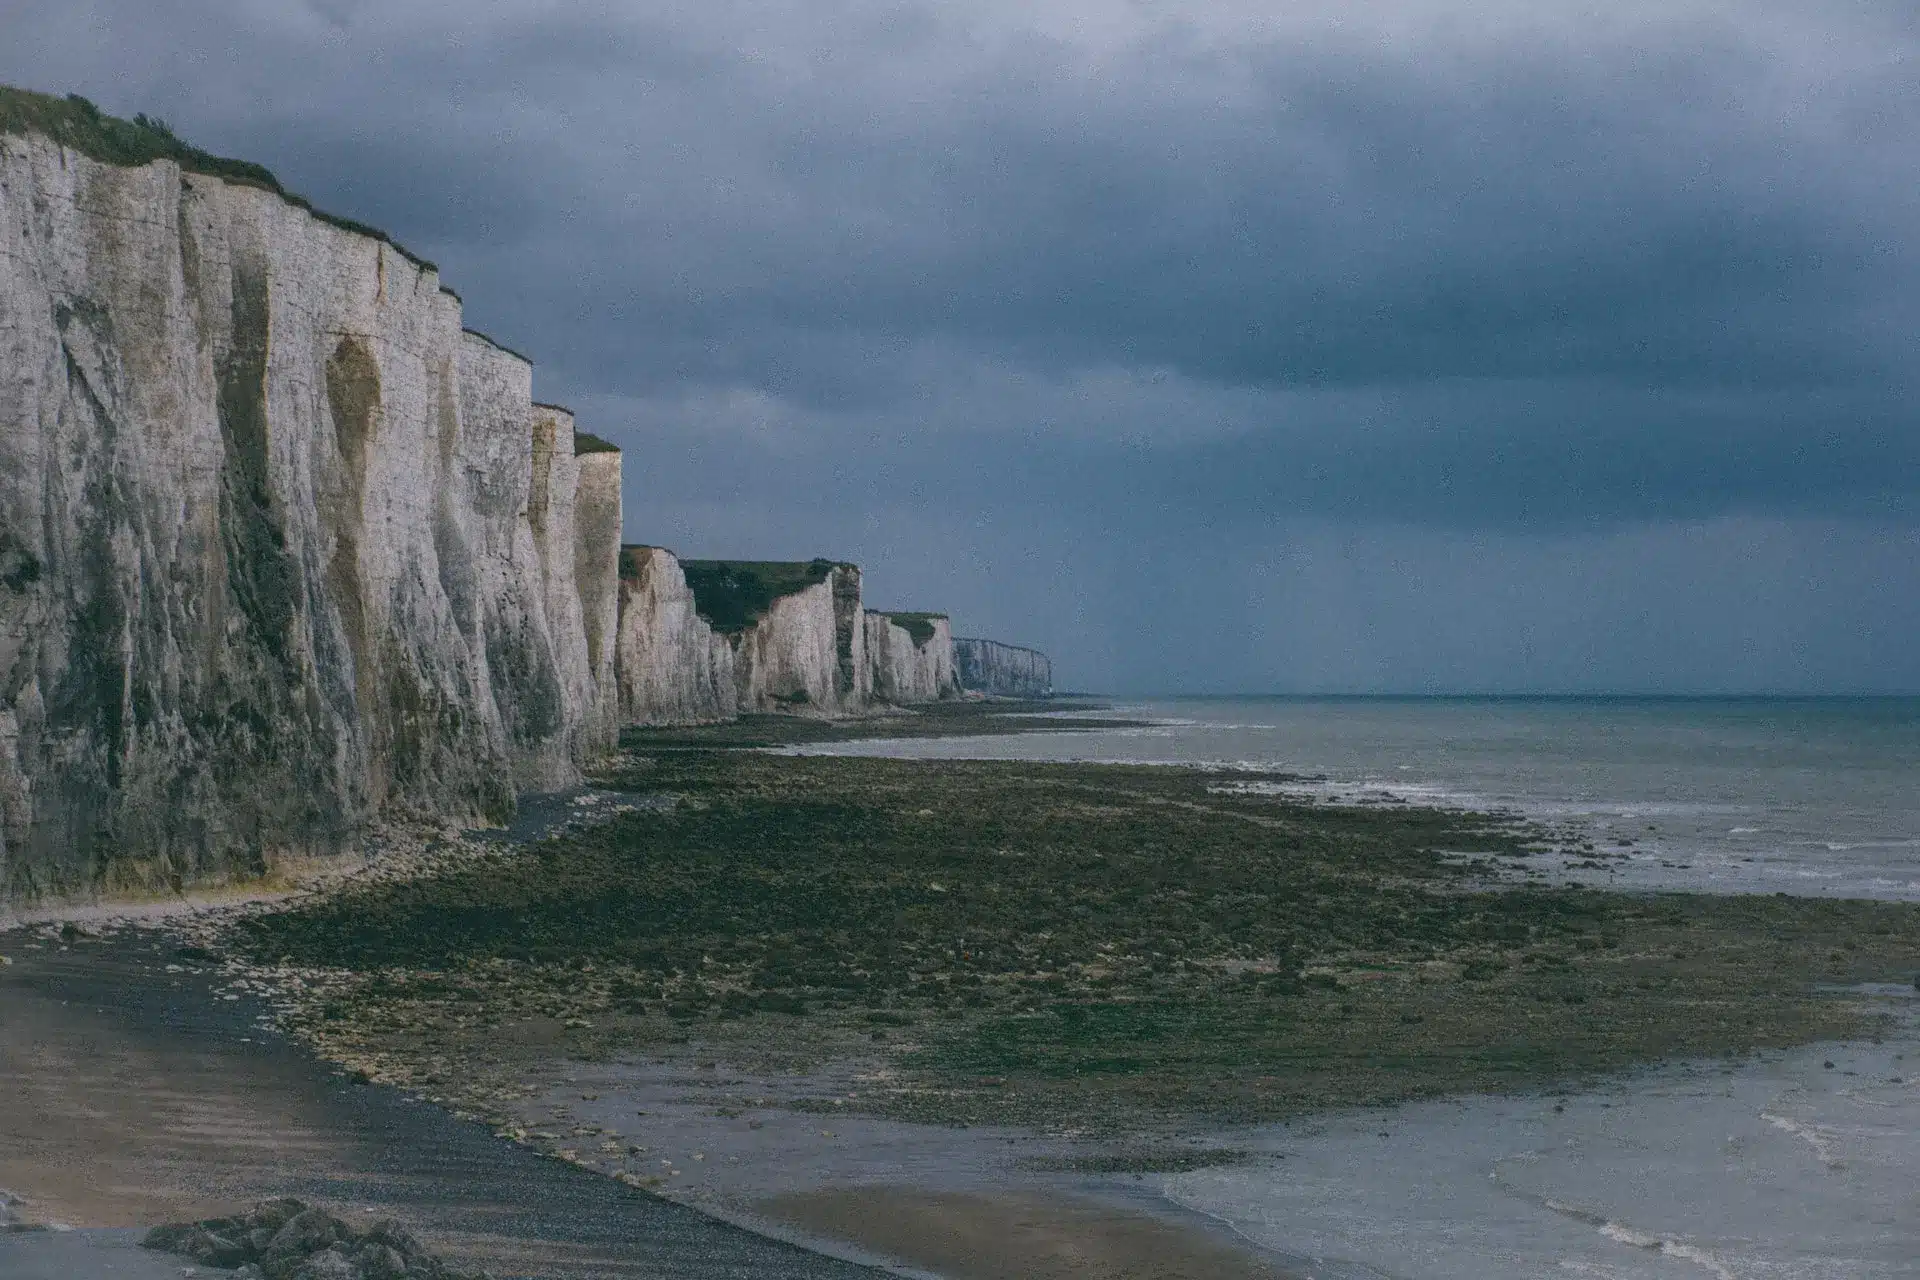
[0, 87, 1049, 901]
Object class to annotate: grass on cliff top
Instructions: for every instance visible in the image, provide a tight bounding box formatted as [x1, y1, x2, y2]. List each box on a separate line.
[874, 611, 947, 647]
[571, 431, 620, 455]
[233, 748, 1920, 1132]
[0, 84, 436, 272]
[678, 558, 845, 633]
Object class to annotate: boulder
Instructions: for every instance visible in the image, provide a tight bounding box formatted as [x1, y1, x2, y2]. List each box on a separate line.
[141, 1199, 490, 1279]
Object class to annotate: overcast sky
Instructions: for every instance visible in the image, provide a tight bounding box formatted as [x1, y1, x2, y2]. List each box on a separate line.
[7, 0, 1918, 692]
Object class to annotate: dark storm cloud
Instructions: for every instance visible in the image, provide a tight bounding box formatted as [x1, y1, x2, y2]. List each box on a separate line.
[41, 4, 1913, 403]
[5, 2, 1917, 689]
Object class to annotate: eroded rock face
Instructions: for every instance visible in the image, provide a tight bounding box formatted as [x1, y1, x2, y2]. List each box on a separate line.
[953, 637, 1053, 698]
[619, 555, 876, 720]
[572, 445, 622, 746]
[728, 565, 871, 715]
[865, 612, 960, 704]
[522, 403, 602, 777]
[612, 546, 735, 726]
[0, 130, 621, 898]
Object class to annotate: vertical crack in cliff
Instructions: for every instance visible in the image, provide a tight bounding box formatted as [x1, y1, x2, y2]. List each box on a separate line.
[832, 566, 862, 702]
[216, 258, 295, 668]
[51, 302, 131, 796]
[430, 359, 478, 644]
[323, 333, 379, 793]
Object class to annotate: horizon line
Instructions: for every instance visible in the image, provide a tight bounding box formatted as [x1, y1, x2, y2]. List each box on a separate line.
[1068, 690, 1920, 701]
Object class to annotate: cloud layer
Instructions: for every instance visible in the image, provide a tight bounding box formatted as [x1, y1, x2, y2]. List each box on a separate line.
[7, 1, 1917, 690]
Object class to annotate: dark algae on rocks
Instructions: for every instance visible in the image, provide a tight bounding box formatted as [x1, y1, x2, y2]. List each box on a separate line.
[233, 738, 1920, 1133]
[144, 1199, 491, 1279]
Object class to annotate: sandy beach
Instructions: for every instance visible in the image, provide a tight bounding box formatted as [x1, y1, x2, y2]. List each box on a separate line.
[762, 1187, 1294, 1280]
[0, 924, 883, 1278]
[0, 790, 1300, 1280]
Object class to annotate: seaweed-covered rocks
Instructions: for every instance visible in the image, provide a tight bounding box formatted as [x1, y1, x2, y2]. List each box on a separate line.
[141, 1200, 491, 1279]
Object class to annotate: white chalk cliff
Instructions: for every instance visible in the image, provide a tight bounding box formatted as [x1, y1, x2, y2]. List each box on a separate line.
[723, 563, 871, 715]
[617, 555, 975, 721]
[0, 89, 1050, 900]
[612, 546, 736, 726]
[953, 637, 1053, 698]
[0, 99, 622, 897]
[865, 612, 961, 704]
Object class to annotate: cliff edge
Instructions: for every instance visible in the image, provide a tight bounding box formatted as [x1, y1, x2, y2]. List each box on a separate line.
[0, 89, 622, 899]
[680, 559, 872, 715]
[0, 87, 1050, 901]
[866, 612, 961, 704]
[953, 638, 1053, 699]
[613, 546, 736, 726]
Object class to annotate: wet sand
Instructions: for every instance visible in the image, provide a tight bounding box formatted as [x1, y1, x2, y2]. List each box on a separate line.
[0, 913, 1299, 1280]
[495, 1055, 1298, 1279]
[0, 926, 1303, 1279]
[763, 1187, 1295, 1280]
[0, 927, 877, 1278]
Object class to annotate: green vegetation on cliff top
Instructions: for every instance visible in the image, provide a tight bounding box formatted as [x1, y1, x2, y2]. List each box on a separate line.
[680, 558, 846, 633]
[0, 84, 437, 273]
[875, 611, 947, 647]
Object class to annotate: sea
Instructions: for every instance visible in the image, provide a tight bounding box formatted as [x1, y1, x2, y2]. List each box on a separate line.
[797, 697, 1920, 1280]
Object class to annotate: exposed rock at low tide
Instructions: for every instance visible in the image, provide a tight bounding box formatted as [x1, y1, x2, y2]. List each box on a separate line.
[142, 1199, 490, 1280]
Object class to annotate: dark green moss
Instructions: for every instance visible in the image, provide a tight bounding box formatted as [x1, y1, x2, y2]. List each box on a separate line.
[875, 611, 947, 647]
[0, 83, 437, 272]
[0, 532, 40, 592]
[234, 748, 1920, 1129]
[483, 609, 564, 745]
[679, 558, 843, 633]
[621, 701, 1121, 748]
[617, 545, 654, 581]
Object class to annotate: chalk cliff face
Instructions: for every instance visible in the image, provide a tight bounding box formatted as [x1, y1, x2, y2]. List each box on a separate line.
[521, 402, 606, 775]
[722, 564, 871, 715]
[572, 437, 623, 746]
[612, 546, 736, 726]
[953, 638, 1053, 698]
[0, 121, 621, 897]
[616, 554, 879, 721]
[866, 612, 960, 704]
[0, 90, 1055, 900]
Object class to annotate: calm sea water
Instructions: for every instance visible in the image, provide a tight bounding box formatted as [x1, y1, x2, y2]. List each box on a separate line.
[801, 697, 1920, 1279]
[804, 697, 1920, 901]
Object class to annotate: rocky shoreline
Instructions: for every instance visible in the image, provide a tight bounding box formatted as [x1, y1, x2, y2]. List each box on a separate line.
[0, 916, 887, 1279]
[0, 707, 1318, 1279]
[142, 1199, 491, 1279]
[8, 704, 1920, 1278]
